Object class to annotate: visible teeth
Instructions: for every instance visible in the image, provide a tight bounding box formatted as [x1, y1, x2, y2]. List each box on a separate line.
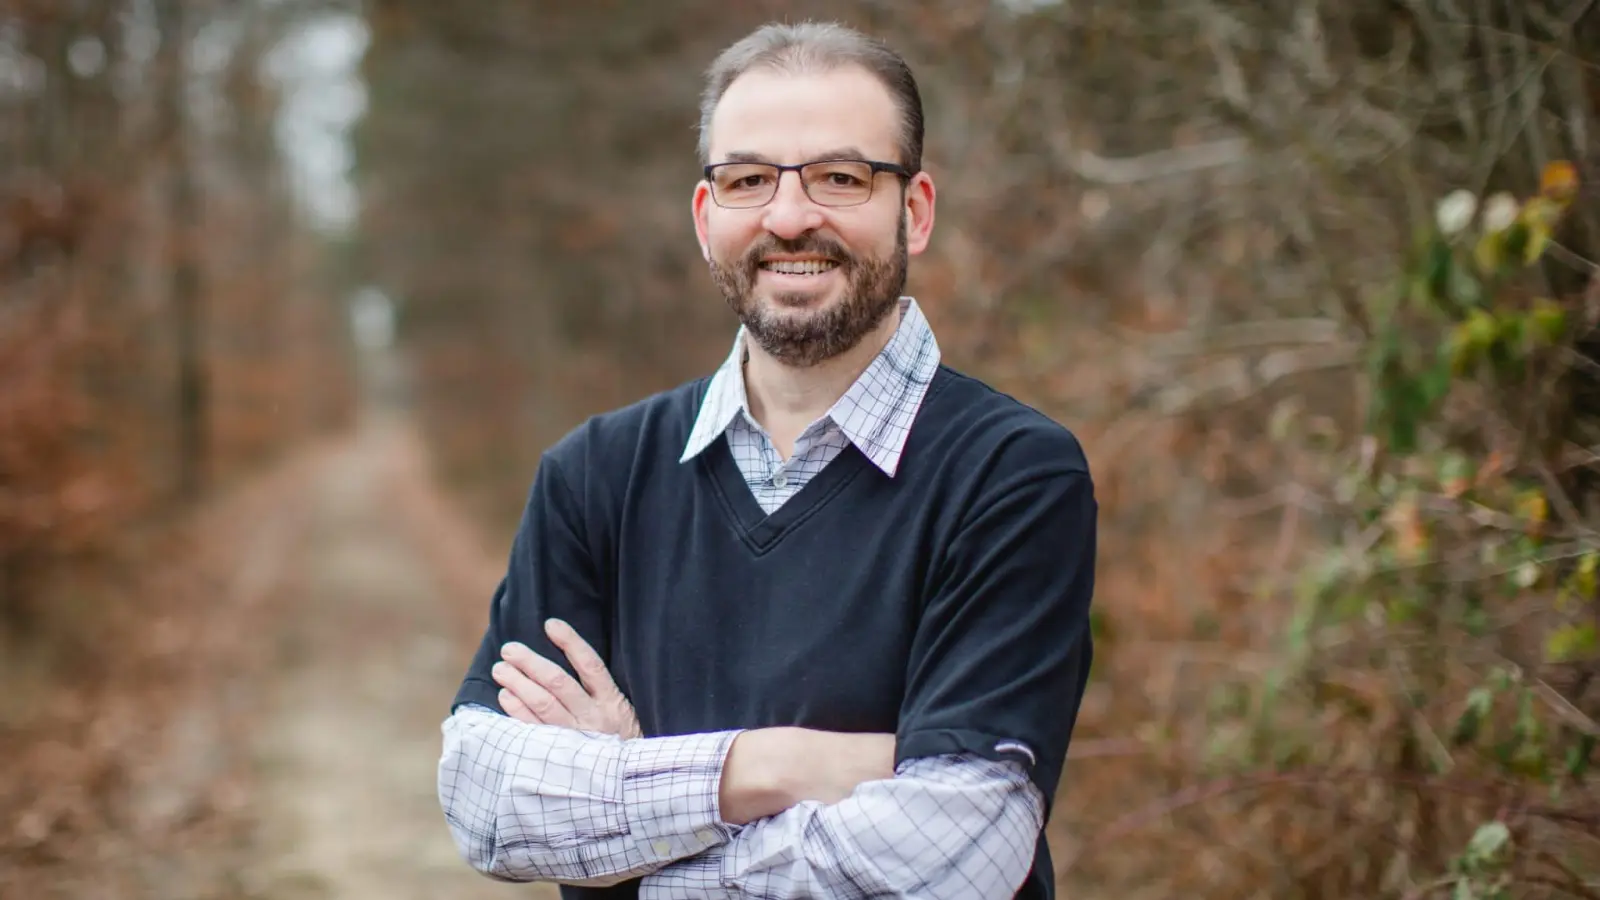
[761, 260, 838, 275]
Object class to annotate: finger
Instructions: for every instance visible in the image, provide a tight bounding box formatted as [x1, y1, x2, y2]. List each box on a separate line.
[492, 660, 576, 728]
[499, 688, 540, 725]
[502, 642, 596, 718]
[544, 619, 619, 698]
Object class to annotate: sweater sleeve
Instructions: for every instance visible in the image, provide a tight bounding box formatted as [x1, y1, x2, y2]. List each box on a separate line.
[894, 435, 1097, 818]
[452, 447, 608, 716]
[445, 440, 741, 885]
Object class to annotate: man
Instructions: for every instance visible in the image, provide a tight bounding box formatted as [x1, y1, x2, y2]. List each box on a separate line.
[438, 20, 1096, 900]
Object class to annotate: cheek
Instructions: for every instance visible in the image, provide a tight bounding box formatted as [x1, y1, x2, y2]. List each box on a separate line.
[707, 231, 741, 259]
[705, 221, 759, 264]
[837, 208, 900, 253]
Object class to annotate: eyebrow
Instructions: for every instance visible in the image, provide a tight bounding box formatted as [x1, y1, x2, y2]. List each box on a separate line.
[717, 147, 871, 165]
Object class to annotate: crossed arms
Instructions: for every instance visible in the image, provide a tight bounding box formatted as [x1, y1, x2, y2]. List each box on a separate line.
[438, 439, 1097, 898]
[438, 621, 1046, 897]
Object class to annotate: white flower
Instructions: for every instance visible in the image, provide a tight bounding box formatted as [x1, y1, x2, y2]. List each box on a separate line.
[1435, 189, 1478, 236]
[1481, 192, 1519, 234]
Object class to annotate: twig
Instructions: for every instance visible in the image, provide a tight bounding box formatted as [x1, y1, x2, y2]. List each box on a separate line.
[1136, 318, 1346, 358]
[1532, 848, 1600, 900]
[1570, 0, 1600, 28]
[1528, 676, 1600, 738]
[1546, 241, 1600, 274]
[1047, 133, 1252, 185]
[1401, 874, 1458, 900]
[1140, 344, 1359, 415]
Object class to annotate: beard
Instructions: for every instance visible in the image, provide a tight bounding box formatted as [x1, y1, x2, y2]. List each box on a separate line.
[707, 218, 908, 368]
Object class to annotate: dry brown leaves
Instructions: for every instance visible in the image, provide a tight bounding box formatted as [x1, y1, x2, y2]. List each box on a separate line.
[0, 436, 340, 900]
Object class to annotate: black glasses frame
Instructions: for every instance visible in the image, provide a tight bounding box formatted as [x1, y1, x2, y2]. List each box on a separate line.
[702, 158, 916, 209]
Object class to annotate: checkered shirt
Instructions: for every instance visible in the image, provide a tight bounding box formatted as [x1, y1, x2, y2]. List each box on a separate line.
[438, 297, 1045, 897]
[679, 296, 939, 510]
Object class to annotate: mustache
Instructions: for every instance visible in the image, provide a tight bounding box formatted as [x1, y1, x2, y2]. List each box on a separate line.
[741, 235, 852, 271]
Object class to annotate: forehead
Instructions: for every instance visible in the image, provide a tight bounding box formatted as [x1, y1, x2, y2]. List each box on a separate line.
[707, 65, 901, 163]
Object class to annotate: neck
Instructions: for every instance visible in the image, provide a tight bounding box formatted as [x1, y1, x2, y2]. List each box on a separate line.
[744, 304, 902, 455]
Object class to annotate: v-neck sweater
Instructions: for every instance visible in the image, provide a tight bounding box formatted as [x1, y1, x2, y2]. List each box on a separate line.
[453, 364, 1097, 900]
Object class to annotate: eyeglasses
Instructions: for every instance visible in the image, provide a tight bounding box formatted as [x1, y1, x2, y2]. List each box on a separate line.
[703, 158, 914, 209]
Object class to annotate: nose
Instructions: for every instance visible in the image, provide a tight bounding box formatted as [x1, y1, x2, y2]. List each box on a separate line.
[760, 170, 824, 239]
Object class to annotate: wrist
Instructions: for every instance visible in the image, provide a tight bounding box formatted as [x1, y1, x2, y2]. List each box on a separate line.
[716, 728, 896, 826]
[718, 727, 804, 825]
[620, 730, 740, 864]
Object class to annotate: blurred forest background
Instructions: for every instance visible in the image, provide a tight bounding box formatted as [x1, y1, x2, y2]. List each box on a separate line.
[3, 1, 1599, 898]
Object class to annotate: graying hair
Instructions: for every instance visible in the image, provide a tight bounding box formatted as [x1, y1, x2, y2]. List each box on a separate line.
[696, 21, 925, 174]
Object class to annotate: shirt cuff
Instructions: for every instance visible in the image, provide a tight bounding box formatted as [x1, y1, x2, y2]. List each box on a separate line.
[621, 729, 741, 864]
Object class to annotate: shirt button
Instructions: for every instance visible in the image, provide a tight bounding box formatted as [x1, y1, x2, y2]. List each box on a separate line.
[695, 828, 717, 844]
[771, 470, 788, 488]
[652, 839, 672, 856]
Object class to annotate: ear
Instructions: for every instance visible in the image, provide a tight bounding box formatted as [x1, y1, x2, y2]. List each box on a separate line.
[692, 180, 713, 261]
[903, 170, 936, 256]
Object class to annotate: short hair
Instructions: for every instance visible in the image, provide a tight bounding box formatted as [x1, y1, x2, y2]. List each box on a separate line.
[697, 21, 926, 174]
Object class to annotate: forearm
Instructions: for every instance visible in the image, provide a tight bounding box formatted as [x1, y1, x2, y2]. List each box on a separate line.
[718, 727, 897, 825]
[646, 753, 1044, 899]
[437, 704, 737, 885]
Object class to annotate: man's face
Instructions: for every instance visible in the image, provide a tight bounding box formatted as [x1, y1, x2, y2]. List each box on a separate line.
[693, 65, 936, 367]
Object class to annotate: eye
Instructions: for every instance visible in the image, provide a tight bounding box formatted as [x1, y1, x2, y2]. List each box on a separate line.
[715, 166, 774, 193]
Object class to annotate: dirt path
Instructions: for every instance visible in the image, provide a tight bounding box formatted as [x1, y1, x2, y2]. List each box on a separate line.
[233, 413, 555, 900]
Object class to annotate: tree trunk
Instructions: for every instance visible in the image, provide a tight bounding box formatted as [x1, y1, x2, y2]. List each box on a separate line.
[157, 0, 207, 500]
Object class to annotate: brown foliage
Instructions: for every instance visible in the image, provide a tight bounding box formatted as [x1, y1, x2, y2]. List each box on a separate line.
[0, 3, 357, 623]
[363, 1, 1600, 897]
[5, 0, 1596, 897]
[2, 1, 358, 890]
[0, 440, 336, 899]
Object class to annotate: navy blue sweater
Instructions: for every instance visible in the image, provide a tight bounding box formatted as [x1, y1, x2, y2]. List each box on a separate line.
[453, 365, 1097, 899]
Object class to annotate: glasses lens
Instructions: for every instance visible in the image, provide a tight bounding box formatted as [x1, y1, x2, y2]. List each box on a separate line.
[710, 164, 778, 208]
[802, 161, 874, 206]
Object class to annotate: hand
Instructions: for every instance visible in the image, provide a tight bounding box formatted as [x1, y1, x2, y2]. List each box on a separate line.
[492, 618, 643, 740]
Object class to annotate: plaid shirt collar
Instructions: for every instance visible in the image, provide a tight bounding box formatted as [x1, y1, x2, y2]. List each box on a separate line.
[679, 296, 941, 477]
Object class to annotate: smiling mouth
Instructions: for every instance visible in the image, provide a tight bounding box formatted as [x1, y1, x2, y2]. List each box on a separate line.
[759, 259, 840, 276]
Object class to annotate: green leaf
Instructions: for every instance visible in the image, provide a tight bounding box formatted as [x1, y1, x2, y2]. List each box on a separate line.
[1447, 259, 1485, 310]
[1418, 353, 1454, 406]
[1519, 206, 1557, 264]
[1500, 222, 1530, 268]
[1565, 733, 1596, 779]
[1448, 309, 1498, 375]
[1510, 739, 1547, 779]
[1515, 690, 1540, 743]
[1467, 821, 1511, 861]
[1488, 316, 1526, 377]
[1437, 451, 1475, 496]
[1452, 686, 1495, 746]
[1545, 623, 1599, 663]
[1514, 561, 1542, 589]
[1388, 593, 1423, 623]
[1527, 299, 1567, 346]
[1474, 229, 1505, 277]
[1420, 236, 1454, 307]
[1462, 592, 1490, 637]
[1514, 489, 1549, 533]
[1572, 552, 1599, 599]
